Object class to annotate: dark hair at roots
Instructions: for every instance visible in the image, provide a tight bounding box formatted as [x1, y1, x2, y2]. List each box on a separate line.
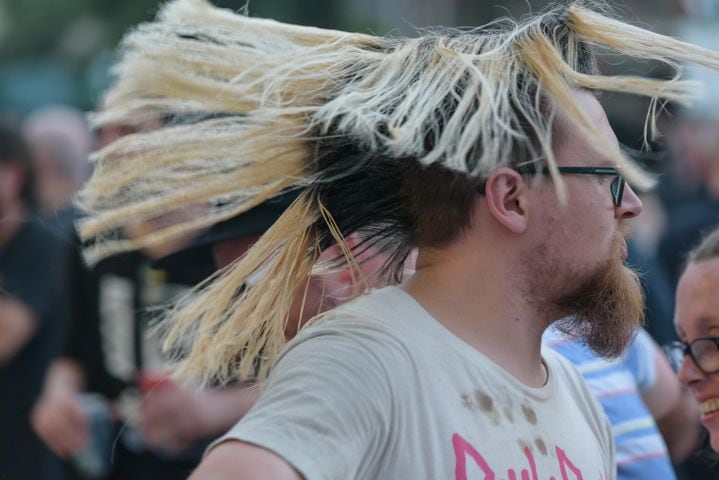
[308, 11, 600, 283]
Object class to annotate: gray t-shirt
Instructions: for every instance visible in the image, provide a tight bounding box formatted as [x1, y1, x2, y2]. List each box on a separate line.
[217, 286, 615, 480]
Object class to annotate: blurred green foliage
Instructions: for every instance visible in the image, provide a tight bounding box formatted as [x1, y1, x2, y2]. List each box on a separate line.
[0, 0, 381, 113]
[0, 0, 159, 60]
[0, 0, 374, 62]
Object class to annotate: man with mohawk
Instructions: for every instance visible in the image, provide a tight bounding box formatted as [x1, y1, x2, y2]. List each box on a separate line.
[77, 0, 719, 478]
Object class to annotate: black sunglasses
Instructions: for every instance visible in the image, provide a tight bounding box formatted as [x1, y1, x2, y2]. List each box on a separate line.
[515, 166, 626, 207]
[664, 337, 719, 375]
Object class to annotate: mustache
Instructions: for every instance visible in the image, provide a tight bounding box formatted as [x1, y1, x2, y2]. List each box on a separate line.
[616, 222, 630, 248]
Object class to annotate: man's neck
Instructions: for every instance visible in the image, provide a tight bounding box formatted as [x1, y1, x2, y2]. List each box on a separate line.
[402, 244, 549, 387]
[0, 203, 27, 250]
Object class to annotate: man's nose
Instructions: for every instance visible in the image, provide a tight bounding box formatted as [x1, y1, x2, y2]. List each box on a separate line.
[615, 183, 642, 220]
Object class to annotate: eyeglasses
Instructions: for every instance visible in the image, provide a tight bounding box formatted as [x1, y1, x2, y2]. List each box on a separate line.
[515, 166, 626, 207]
[664, 337, 719, 375]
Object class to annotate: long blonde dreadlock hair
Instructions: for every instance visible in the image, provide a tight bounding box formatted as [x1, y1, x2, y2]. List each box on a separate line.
[77, 0, 719, 385]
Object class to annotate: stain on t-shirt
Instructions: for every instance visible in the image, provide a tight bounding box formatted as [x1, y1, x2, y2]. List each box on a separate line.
[521, 401, 537, 425]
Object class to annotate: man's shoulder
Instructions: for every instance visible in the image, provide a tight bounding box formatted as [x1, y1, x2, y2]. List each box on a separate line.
[307, 286, 412, 332]
[275, 287, 425, 375]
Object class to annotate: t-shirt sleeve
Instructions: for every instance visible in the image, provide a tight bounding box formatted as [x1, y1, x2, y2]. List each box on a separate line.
[622, 328, 657, 392]
[213, 327, 394, 480]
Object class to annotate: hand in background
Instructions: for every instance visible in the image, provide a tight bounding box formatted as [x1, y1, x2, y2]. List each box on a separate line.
[138, 381, 261, 454]
[138, 383, 206, 454]
[31, 359, 90, 458]
[31, 387, 89, 458]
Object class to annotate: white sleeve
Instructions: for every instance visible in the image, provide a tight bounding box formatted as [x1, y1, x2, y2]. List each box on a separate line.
[212, 328, 394, 480]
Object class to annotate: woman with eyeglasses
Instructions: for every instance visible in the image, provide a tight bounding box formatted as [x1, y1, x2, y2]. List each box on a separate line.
[670, 227, 719, 452]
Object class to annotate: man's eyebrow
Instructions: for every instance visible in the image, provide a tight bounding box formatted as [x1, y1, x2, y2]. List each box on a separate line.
[690, 316, 719, 335]
[702, 316, 719, 329]
[675, 317, 719, 340]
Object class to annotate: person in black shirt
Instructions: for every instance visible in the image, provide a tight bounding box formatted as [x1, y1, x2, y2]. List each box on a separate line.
[31, 230, 260, 480]
[0, 124, 66, 480]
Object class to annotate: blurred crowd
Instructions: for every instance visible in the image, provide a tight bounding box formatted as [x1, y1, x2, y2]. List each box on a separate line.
[0, 105, 235, 480]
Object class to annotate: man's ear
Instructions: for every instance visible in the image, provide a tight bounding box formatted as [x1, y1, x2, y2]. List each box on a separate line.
[483, 168, 529, 234]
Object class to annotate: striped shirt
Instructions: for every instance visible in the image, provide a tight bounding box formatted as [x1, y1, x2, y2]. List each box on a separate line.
[544, 327, 676, 480]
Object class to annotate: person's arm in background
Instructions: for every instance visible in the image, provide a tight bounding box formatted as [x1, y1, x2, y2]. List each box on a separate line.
[31, 358, 90, 458]
[640, 341, 702, 463]
[0, 217, 66, 365]
[138, 382, 262, 453]
[32, 237, 94, 459]
[0, 297, 36, 364]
